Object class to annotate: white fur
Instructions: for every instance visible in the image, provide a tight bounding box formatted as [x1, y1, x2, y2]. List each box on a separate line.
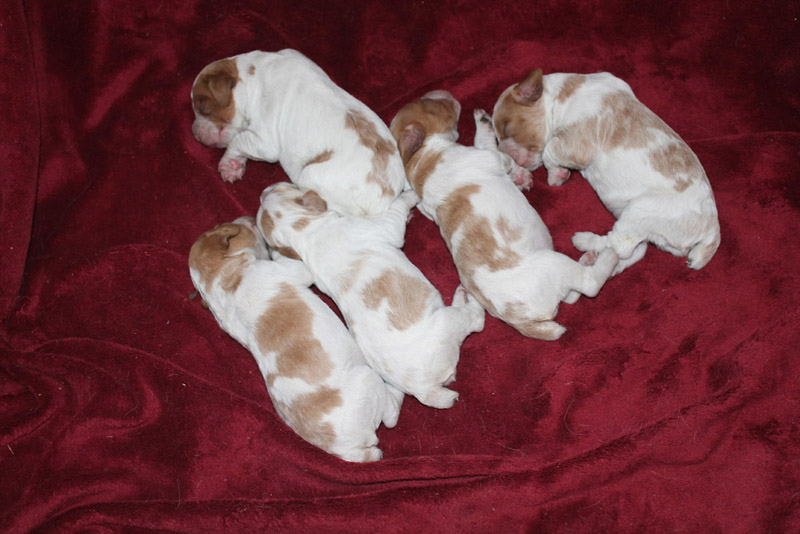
[493, 72, 721, 274]
[189, 217, 403, 462]
[191, 49, 407, 215]
[257, 185, 485, 409]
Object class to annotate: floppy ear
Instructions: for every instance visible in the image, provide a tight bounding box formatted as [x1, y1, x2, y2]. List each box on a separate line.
[298, 190, 328, 214]
[512, 69, 544, 106]
[212, 224, 240, 252]
[206, 72, 237, 108]
[398, 122, 426, 164]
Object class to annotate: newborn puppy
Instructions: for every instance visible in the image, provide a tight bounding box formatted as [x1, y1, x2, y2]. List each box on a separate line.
[191, 49, 406, 216]
[390, 91, 618, 340]
[492, 69, 721, 274]
[257, 183, 485, 409]
[189, 217, 403, 462]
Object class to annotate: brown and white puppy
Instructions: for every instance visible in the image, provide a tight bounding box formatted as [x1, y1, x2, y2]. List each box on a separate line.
[191, 49, 406, 216]
[390, 91, 618, 340]
[257, 184, 485, 409]
[492, 69, 721, 274]
[189, 217, 403, 462]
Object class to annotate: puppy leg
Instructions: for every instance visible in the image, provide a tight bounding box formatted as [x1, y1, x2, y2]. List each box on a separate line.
[563, 250, 601, 303]
[419, 387, 459, 410]
[474, 109, 532, 190]
[451, 285, 486, 334]
[378, 189, 421, 247]
[273, 255, 315, 286]
[473, 109, 498, 150]
[541, 137, 578, 187]
[381, 384, 405, 428]
[218, 131, 263, 182]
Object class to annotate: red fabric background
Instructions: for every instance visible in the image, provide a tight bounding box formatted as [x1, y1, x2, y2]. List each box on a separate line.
[2, 1, 799, 532]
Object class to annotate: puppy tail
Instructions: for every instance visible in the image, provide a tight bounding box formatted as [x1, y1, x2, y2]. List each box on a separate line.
[381, 384, 405, 428]
[419, 387, 459, 409]
[514, 319, 566, 341]
[687, 231, 720, 270]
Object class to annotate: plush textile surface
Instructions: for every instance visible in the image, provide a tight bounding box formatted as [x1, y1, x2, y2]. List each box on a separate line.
[2, 0, 799, 532]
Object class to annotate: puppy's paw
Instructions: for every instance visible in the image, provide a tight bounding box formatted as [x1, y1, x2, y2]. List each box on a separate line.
[547, 166, 570, 187]
[513, 167, 534, 190]
[578, 250, 598, 266]
[572, 231, 603, 252]
[219, 156, 247, 182]
[421, 387, 459, 409]
[473, 108, 493, 128]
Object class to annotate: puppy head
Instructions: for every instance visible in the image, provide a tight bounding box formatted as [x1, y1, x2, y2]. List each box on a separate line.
[189, 217, 267, 293]
[390, 90, 461, 165]
[492, 69, 547, 170]
[191, 57, 245, 148]
[257, 183, 328, 260]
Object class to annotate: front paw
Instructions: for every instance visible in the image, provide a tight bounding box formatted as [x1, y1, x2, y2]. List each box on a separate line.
[513, 167, 533, 191]
[547, 166, 570, 187]
[219, 156, 247, 183]
[473, 108, 493, 128]
[399, 188, 421, 206]
[572, 231, 604, 252]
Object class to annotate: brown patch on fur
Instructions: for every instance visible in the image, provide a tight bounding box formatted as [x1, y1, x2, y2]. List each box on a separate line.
[556, 75, 586, 102]
[435, 185, 522, 311]
[362, 268, 433, 331]
[339, 256, 367, 293]
[304, 150, 334, 168]
[192, 58, 240, 127]
[404, 148, 443, 197]
[601, 91, 676, 150]
[345, 109, 398, 197]
[257, 283, 334, 383]
[648, 142, 700, 191]
[293, 218, 311, 231]
[260, 211, 275, 239]
[189, 223, 256, 293]
[274, 246, 302, 260]
[548, 90, 698, 187]
[496, 216, 523, 243]
[259, 210, 301, 259]
[248, 64, 256, 76]
[273, 386, 342, 450]
[548, 115, 600, 169]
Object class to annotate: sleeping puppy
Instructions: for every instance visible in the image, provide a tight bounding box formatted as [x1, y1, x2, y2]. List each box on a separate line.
[390, 91, 618, 340]
[189, 217, 403, 462]
[257, 184, 485, 409]
[492, 69, 721, 274]
[191, 49, 406, 216]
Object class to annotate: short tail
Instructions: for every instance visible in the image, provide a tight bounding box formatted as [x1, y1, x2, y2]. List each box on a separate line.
[513, 319, 566, 341]
[687, 232, 720, 270]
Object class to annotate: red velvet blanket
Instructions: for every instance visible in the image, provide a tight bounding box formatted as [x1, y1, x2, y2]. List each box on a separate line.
[3, 1, 799, 532]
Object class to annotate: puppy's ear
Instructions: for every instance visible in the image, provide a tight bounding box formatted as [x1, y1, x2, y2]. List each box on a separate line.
[398, 122, 426, 164]
[212, 224, 240, 251]
[206, 72, 237, 108]
[512, 69, 543, 106]
[298, 190, 328, 214]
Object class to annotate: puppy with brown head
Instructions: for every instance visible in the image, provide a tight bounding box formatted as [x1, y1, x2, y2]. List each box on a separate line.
[492, 69, 721, 274]
[390, 92, 618, 340]
[189, 217, 403, 462]
[190, 49, 407, 216]
[257, 182, 485, 409]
